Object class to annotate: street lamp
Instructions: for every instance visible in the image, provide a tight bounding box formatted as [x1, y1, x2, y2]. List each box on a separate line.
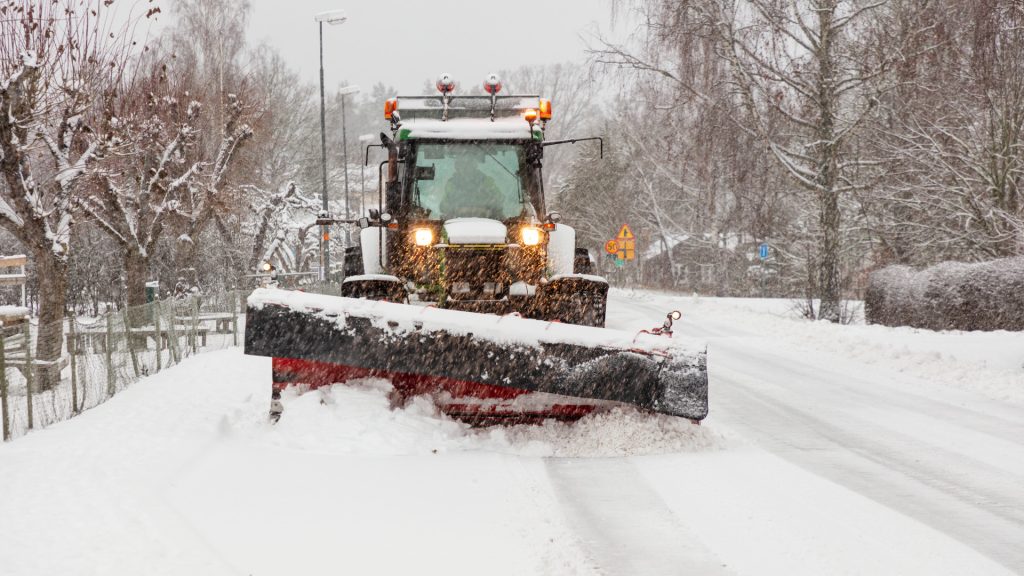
[338, 85, 360, 238]
[315, 9, 347, 282]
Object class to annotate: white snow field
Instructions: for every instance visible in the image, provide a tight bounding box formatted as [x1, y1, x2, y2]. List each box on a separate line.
[2, 289, 1023, 575]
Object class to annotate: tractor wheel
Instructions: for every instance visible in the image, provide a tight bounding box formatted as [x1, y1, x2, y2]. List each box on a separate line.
[343, 246, 364, 277]
[576, 290, 607, 328]
[541, 289, 606, 327]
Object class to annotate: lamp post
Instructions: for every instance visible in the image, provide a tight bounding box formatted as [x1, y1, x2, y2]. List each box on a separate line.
[338, 84, 360, 243]
[315, 9, 347, 282]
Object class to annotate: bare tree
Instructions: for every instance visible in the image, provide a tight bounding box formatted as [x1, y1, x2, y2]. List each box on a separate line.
[589, 2, 797, 293]
[0, 1, 143, 386]
[78, 62, 204, 315]
[867, 0, 1024, 263]
[246, 181, 319, 273]
[172, 93, 252, 295]
[707, 0, 902, 320]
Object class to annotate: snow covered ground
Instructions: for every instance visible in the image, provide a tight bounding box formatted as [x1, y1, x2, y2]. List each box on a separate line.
[1, 290, 1022, 575]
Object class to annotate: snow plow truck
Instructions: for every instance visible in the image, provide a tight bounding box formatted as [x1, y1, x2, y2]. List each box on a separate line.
[244, 74, 709, 425]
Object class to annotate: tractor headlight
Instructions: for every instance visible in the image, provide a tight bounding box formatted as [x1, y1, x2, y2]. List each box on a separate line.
[413, 227, 434, 246]
[520, 227, 542, 246]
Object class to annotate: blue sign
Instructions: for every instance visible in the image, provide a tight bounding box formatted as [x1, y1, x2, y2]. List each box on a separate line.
[758, 243, 769, 261]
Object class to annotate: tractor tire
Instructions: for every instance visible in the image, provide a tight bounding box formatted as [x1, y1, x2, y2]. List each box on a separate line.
[538, 277, 608, 328]
[343, 246, 364, 277]
[574, 248, 595, 275]
[575, 290, 607, 328]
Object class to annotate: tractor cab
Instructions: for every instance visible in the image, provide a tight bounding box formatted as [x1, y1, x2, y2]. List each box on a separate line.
[349, 74, 605, 324]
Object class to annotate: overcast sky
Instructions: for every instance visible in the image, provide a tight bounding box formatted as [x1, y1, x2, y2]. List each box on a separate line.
[241, 0, 620, 95]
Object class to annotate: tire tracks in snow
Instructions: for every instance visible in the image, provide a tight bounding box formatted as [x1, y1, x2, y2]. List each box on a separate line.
[709, 345, 1024, 573]
[544, 457, 733, 576]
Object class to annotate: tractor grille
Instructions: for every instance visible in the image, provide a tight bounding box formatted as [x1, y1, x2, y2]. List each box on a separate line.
[440, 245, 544, 302]
[445, 248, 507, 290]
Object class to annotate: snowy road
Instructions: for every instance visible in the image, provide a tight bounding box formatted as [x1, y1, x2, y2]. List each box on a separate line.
[606, 292, 1024, 575]
[2, 290, 1023, 575]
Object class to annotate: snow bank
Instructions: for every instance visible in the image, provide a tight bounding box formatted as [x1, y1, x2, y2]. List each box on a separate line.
[866, 257, 1024, 331]
[253, 379, 724, 458]
[610, 289, 1024, 404]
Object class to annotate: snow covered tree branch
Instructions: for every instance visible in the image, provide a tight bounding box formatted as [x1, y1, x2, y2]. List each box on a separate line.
[0, 0, 148, 387]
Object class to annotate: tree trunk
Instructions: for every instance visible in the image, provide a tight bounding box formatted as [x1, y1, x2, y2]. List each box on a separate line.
[32, 249, 68, 391]
[817, 189, 842, 322]
[815, 2, 842, 323]
[124, 247, 149, 327]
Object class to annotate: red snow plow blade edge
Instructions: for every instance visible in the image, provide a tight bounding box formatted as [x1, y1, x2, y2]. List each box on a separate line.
[244, 289, 709, 422]
[272, 357, 605, 425]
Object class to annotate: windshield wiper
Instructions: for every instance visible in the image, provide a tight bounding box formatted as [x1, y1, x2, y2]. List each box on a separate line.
[472, 143, 519, 180]
[472, 143, 524, 201]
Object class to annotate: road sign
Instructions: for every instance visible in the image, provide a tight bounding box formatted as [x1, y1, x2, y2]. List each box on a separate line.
[759, 242, 769, 261]
[604, 239, 618, 255]
[611, 224, 635, 261]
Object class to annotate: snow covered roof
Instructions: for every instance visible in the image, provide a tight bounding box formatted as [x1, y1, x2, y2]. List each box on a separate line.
[397, 94, 540, 119]
[642, 234, 691, 261]
[397, 117, 540, 141]
[641, 232, 756, 261]
[393, 93, 545, 141]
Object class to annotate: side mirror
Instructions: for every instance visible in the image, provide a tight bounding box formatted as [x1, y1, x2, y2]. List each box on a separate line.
[357, 217, 370, 229]
[547, 212, 561, 224]
[369, 208, 380, 220]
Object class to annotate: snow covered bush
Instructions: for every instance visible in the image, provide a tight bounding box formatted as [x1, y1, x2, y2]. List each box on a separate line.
[866, 257, 1024, 331]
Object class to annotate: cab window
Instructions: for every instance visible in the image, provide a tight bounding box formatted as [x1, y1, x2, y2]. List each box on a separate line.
[411, 142, 533, 220]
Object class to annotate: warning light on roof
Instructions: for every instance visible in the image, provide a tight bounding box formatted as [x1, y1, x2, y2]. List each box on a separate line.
[523, 109, 539, 123]
[539, 98, 552, 120]
[436, 73, 456, 94]
[384, 98, 398, 120]
[484, 73, 502, 95]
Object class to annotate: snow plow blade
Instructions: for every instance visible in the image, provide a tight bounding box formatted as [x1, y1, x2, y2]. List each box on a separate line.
[244, 289, 708, 421]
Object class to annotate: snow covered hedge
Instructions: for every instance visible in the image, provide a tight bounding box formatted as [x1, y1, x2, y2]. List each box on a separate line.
[865, 257, 1024, 331]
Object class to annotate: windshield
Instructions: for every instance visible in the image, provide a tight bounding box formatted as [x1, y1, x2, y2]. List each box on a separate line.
[411, 142, 533, 221]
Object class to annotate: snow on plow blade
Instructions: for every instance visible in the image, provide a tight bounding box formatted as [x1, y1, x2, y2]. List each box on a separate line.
[244, 289, 709, 421]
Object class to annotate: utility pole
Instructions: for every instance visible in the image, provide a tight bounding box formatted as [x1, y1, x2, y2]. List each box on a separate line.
[318, 21, 328, 281]
[338, 85, 360, 246]
[314, 9, 347, 282]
